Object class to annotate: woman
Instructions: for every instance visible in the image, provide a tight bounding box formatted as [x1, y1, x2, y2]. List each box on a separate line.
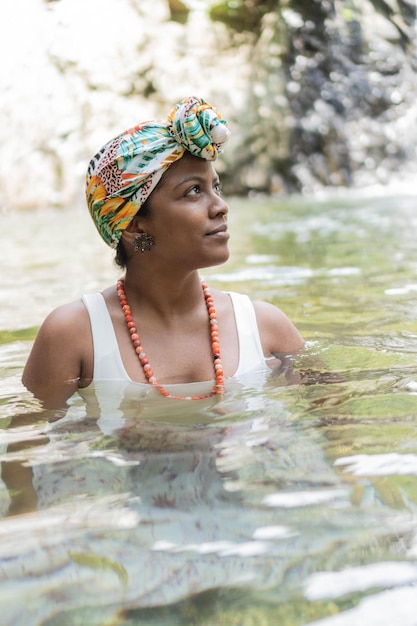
[22, 96, 303, 412]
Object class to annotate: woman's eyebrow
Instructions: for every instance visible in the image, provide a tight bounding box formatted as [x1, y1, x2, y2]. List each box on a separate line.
[173, 174, 219, 190]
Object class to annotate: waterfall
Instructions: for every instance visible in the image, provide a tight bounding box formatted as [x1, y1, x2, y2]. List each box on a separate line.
[0, 0, 415, 210]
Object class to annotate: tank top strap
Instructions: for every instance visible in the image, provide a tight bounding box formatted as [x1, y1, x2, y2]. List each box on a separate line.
[82, 292, 128, 380]
[227, 291, 265, 376]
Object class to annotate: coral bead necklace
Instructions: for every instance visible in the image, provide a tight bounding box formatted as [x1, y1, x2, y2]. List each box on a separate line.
[116, 278, 225, 400]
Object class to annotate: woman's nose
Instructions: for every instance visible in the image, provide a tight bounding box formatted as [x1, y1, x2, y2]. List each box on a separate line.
[209, 192, 229, 218]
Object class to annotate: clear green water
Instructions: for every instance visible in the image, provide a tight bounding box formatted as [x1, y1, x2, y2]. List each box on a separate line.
[2, 192, 417, 626]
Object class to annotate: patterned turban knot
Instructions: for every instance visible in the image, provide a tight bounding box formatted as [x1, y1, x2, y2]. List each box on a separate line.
[85, 96, 231, 247]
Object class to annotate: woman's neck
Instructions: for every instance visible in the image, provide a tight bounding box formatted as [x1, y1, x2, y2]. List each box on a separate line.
[122, 268, 205, 320]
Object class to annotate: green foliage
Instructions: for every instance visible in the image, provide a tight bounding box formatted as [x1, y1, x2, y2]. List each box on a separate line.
[209, 0, 279, 34]
[167, 0, 190, 24]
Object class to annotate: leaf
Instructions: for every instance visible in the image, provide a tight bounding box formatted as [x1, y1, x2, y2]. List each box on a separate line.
[69, 551, 128, 586]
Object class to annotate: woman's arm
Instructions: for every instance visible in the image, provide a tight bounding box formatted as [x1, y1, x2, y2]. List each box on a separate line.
[253, 300, 304, 355]
[22, 300, 93, 409]
[253, 300, 304, 383]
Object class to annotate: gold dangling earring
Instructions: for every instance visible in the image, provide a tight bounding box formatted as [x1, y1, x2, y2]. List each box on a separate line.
[133, 233, 155, 253]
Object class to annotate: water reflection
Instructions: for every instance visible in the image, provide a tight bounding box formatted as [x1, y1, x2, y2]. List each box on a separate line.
[1, 192, 417, 625]
[1, 389, 412, 626]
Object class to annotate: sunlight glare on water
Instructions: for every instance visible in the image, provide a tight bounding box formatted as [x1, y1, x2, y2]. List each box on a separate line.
[1, 191, 417, 625]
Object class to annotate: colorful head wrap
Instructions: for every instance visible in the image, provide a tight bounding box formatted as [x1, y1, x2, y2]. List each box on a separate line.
[86, 96, 231, 247]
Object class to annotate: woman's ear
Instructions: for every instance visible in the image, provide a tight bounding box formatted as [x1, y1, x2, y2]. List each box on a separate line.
[125, 215, 142, 234]
[121, 216, 155, 253]
[120, 217, 140, 250]
[122, 216, 144, 242]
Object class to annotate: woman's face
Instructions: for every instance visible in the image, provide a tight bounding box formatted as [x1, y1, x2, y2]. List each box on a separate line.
[138, 152, 230, 271]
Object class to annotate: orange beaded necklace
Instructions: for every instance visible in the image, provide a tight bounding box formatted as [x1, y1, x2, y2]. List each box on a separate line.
[116, 278, 225, 400]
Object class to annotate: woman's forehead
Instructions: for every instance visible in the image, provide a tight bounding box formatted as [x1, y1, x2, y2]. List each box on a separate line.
[159, 152, 217, 187]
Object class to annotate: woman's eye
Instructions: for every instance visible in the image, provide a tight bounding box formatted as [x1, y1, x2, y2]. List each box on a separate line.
[186, 185, 200, 196]
[185, 182, 222, 196]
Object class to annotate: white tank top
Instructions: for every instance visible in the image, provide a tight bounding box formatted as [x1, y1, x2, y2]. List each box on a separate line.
[82, 290, 266, 381]
[78, 291, 270, 431]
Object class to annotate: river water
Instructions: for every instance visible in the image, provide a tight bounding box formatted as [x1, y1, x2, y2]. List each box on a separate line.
[2, 189, 417, 626]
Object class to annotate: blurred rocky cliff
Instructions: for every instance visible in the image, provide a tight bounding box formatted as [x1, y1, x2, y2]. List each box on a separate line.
[1, 0, 416, 210]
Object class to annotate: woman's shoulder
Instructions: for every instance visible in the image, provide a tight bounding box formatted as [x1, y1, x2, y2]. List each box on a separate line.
[23, 298, 94, 408]
[252, 299, 304, 355]
[212, 287, 303, 354]
[36, 298, 92, 344]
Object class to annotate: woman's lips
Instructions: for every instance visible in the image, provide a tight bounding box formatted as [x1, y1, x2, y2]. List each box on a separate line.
[206, 224, 229, 238]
